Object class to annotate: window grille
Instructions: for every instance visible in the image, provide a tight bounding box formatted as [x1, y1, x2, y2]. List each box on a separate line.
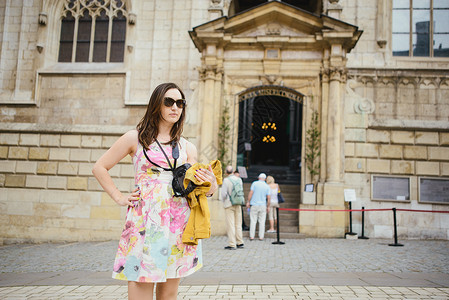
[58, 0, 127, 63]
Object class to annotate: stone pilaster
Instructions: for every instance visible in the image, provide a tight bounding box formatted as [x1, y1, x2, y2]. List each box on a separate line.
[326, 66, 345, 183]
[198, 64, 223, 162]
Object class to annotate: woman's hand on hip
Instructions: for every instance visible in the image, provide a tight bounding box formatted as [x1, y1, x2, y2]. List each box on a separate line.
[116, 187, 140, 207]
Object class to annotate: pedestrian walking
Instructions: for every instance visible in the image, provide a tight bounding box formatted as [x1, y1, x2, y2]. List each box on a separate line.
[246, 173, 271, 241]
[220, 166, 245, 250]
[92, 82, 218, 300]
[233, 169, 250, 231]
[266, 175, 280, 233]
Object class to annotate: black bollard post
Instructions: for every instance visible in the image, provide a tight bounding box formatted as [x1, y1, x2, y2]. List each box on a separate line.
[349, 202, 354, 234]
[388, 208, 403, 247]
[359, 206, 369, 239]
[272, 207, 285, 245]
[345, 202, 357, 237]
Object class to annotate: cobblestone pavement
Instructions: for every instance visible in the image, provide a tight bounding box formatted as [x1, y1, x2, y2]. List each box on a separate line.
[1, 236, 449, 299]
[1, 285, 449, 300]
[1, 236, 448, 273]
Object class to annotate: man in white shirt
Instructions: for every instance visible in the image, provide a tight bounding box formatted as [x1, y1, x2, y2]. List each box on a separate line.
[246, 173, 271, 241]
[220, 166, 245, 250]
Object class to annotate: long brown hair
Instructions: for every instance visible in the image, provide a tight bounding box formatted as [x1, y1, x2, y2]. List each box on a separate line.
[136, 82, 186, 149]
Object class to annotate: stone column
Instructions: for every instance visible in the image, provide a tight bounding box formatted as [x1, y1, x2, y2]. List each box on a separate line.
[322, 44, 346, 221]
[317, 66, 329, 205]
[326, 67, 344, 183]
[199, 66, 215, 162]
[198, 63, 223, 162]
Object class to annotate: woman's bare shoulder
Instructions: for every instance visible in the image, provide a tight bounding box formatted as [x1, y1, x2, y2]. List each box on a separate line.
[122, 129, 139, 154]
[184, 138, 198, 163]
[122, 129, 138, 142]
[184, 139, 196, 149]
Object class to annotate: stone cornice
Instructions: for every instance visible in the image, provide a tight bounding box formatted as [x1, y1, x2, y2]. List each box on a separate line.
[348, 68, 449, 78]
[348, 68, 449, 87]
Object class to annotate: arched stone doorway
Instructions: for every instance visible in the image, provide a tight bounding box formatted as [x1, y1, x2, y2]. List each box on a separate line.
[190, 0, 362, 237]
[237, 85, 303, 184]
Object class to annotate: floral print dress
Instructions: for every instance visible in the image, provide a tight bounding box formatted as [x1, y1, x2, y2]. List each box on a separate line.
[112, 138, 202, 282]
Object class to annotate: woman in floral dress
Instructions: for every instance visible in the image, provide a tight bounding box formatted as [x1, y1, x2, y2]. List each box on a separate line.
[93, 82, 218, 300]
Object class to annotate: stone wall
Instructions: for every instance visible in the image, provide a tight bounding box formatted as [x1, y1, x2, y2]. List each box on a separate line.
[0, 129, 227, 243]
[1, 0, 448, 242]
[0, 131, 133, 243]
[344, 75, 449, 239]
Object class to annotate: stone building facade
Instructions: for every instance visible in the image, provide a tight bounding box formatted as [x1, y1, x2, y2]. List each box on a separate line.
[0, 0, 448, 243]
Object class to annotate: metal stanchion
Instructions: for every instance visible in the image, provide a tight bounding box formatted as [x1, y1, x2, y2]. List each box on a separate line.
[389, 208, 403, 247]
[272, 207, 285, 245]
[345, 202, 357, 238]
[359, 206, 369, 239]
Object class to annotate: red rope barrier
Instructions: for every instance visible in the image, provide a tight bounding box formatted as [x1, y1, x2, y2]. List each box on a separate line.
[278, 208, 392, 212]
[278, 208, 449, 213]
[396, 208, 449, 213]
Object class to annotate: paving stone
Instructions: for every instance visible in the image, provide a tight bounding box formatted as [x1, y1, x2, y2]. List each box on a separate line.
[0, 237, 448, 298]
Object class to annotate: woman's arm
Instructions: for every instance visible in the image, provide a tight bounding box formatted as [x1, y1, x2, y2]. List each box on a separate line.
[185, 140, 218, 196]
[92, 130, 139, 206]
[185, 140, 198, 165]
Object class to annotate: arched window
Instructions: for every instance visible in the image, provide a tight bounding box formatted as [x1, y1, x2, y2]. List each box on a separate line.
[58, 0, 128, 63]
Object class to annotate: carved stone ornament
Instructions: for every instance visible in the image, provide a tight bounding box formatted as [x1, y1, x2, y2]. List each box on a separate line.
[209, 0, 222, 9]
[354, 98, 375, 114]
[346, 79, 375, 114]
[320, 67, 330, 83]
[330, 67, 346, 82]
[128, 13, 136, 25]
[266, 23, 281, 36]
[199, 65, 223, 80]
[261, 75, 283, 85]
[38, 12, 47, 26]
[377, 40, 387, 48]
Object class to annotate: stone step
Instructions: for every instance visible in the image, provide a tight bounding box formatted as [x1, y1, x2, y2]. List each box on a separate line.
[242, 183, 301, 194]
[244, 167, 301, 185]
[240, 180, 301, 234]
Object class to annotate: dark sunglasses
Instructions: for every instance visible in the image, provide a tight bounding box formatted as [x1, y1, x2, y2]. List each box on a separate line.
[164, 97, 186, 109]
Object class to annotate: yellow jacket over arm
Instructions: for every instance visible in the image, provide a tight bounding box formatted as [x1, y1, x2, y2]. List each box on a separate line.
[182, 160, 222, 245]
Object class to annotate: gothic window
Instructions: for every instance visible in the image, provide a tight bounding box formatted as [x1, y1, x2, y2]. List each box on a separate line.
[58, 0, 128, 63]
[392, 0, 449, 57]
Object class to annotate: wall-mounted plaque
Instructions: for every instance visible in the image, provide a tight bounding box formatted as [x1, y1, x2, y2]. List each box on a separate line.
[237, 166, 248, 179]
[372, 175, 410, 201]
[419, 177, 449, 204]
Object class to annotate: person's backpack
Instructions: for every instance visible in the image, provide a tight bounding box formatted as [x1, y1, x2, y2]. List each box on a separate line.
[228, 176, 245, 205]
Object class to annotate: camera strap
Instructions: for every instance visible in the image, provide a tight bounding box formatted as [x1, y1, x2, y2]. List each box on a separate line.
[142, 139, 178, 171]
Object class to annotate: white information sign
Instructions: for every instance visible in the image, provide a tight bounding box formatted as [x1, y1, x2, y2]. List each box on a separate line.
[244, 143, 252, 151]
[237, 166, 248, 178]
[344, 189, 357, 202]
